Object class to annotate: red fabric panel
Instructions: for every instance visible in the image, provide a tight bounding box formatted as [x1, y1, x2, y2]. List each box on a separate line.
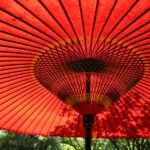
[0, 0, 149, 138]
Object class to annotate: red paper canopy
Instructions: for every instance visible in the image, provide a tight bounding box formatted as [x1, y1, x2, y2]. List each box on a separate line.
[0, 0, 149, 138]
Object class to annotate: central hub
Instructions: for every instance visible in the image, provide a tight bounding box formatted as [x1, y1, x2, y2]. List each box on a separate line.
[68, 58, 105, 73]
[34, 48, 143, 114]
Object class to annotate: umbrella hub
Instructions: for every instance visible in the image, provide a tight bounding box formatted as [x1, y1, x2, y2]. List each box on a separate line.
[34, 52, 144, 114]
[68, 58, 105, 73]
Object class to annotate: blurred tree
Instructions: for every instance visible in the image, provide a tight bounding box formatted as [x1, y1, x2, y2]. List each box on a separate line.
[0, 131, 61, 150]
[109, 138, 150, 150]
[0, 130, 149, 150]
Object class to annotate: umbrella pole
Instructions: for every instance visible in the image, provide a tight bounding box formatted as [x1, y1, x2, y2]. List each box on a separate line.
[84, 73, 93, 150]
[83, 114, 94, 150]
[85, 127, 92, 150]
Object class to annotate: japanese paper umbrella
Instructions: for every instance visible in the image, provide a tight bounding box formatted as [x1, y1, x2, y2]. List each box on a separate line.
[0, 0, 150, 149]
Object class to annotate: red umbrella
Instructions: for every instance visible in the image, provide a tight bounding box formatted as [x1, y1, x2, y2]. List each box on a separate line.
[0, 0, 150, 149]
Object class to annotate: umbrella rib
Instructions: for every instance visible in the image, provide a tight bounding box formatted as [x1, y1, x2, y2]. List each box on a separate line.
[0, 20, 56, 46]
[113, 104, 130, 136]
[93, 0, 118, 53]
[25, 95, 57, 135]
[64, 44, 84, 101]
[116, 22, 150, 44]
[94, 0, 139, 52]
[94, 4, 148, 102]
[108, 49, 143, 94]
[0, 69, 32, 77]
[78, 0, 87, 53]
[23, 94, 57, 134]
[41, 44, 84, 102]
[0, 38, 47, 51]
[95, 22, 150, 54]
[94, 40, 108, 101]
[131, 88, 150, 101]
[8, 89, 48, 125]
[13, 90, 51, 132]
[98, 41, 150, 61]
[0, 78, 36, 96]
[132, 88, 150, 101]
[0, 81, 40, 109]
[36, 47, 79, 99]
[44, 101, 64, 136]
[110, 8, 150, 42]
[96, 43, 147, 57]
[138, 80, 150, 88]
[58, 0, 85, 56]
[0, 7, 69, 48]
[125, 37, 150, 46]
[0, 30, 49, 47]
[0, 67, 30, 73]
[128, 43, 150, 49]
[121, 30, 150, 44]
[34, 96, 61, 134]
[110, 107, 123, 136]
[52, 44, 80, 57]
[104, 42, 141, 101]
[49, 46, 79, 59]
[125, 93, 149, 119]
[54, 46, 79, 97]
[115, 100, 133, 137]
[89, 0, 99, 55]
[0, 50, 36, 56]
[0, 74, 33, 85]
[96, 42, 119, 101]
[97, 28, 150, 54]
[121, 97, 145, 135]
[108, 109, 120, 137]
[96, 37, 146, 94]
[0, 59, 33, 62]
[101, 8, 150, 51]
[38, 0, 81, 52]
[14, 0, 77, 51]
[95, 9, 150, 54]
[0, 63, 32, 69]
[0, 55, 33, 59]
[0, 44, 45, 53]
[0, 85, 47, 128]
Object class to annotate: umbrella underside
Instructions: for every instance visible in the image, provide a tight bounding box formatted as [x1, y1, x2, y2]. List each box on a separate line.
[0, 0, 149, 138]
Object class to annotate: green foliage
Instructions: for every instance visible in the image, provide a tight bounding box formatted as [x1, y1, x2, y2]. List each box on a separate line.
[109, 138, 150, 150]
[0, 131, 61, 150]
[0, 131, 149, 150]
